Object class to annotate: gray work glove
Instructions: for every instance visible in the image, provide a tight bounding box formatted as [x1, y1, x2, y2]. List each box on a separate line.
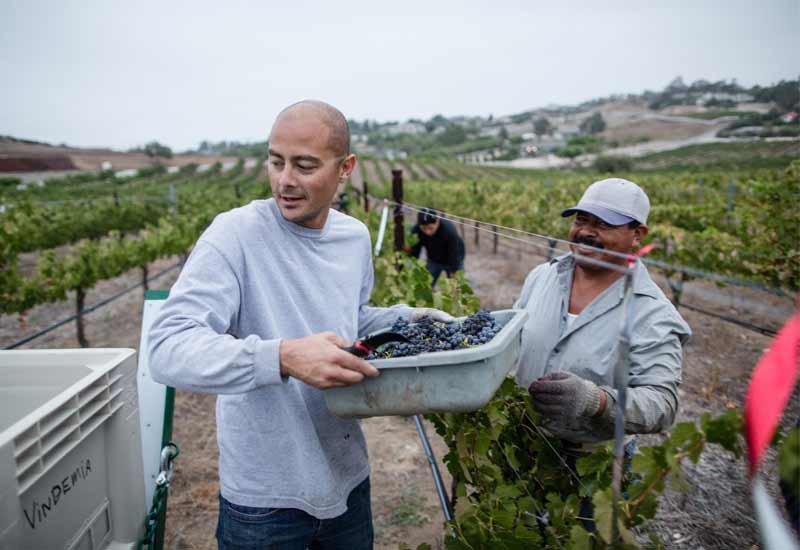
[528, 372, 605, 422]
[409, 307, 455, 323]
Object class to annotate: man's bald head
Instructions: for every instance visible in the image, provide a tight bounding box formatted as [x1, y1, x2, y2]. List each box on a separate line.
[272, 100, 350, 157]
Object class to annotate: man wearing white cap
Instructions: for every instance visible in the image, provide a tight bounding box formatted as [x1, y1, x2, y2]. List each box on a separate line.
[514, 178, 691, 447]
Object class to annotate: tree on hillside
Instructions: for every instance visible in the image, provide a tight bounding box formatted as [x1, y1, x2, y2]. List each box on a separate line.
[533, 117, 552, 137]
[667, 76, 688, 91]
[580, 112, 606, 134]
[436, 124, 467, 146]
[750, 80, 799, 111]
[773, 80, 800, 112]
[143, 141, 173, 159]
[498, 126, 509, 141]
[426, 114, 449, 133]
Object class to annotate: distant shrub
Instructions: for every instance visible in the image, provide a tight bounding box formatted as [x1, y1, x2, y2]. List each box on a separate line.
[580, 112, 606, 134]
[557, 145, 585, 158]
[143, 141, 173, 159]
[594, 156, 634, 173]
[0, 176, 21, 188]
[137, 164, 167, 178]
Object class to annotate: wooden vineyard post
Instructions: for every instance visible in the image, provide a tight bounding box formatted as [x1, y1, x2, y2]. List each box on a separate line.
[363, 179, 370, 213]
[472, 181, 480, 248]
[142, 264, 150, 293]
[169, 183, 177, 216]
[76, 287, 88, 348]
[450, 473, 460, 510]
[493, 226, 498, 254]
[392, 170, 404, 253]
[113, 191, 125, 241]
[664, 238, 684, 307]
[727, 176, 736, 218]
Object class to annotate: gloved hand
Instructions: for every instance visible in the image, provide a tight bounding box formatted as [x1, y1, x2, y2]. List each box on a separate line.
[409, 307, 455, 323]
[528, 372, 605, 422]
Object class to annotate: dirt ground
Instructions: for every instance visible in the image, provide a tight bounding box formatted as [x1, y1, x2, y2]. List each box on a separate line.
[362, 159, 385, 188]
[420, 163, 444, 180]
[411, 163, 440, 181]
[376, 159, 395, 184]
[2, 232, 798, 549]
[601, 119, 723, 143]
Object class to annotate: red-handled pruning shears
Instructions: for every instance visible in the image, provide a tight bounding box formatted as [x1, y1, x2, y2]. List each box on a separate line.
[343, 330, 409, 358]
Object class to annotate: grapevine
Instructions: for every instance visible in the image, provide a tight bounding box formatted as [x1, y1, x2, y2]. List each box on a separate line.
[352, 197, 788, 549]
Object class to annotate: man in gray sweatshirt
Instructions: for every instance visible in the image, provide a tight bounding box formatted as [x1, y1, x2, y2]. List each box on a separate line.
[148, 100, 452, 549]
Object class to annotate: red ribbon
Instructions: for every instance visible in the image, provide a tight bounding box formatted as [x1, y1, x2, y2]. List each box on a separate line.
[636, 243, 656, 257]
[627, 243, 656, 266]
[744, 313, 800, 475]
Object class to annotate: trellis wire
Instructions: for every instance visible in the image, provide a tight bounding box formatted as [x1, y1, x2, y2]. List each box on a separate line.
[389, 199, 791, 297]
[383, 199, 785, 335]
[380, 200, 629, 274]
[4, 261, 182, 350]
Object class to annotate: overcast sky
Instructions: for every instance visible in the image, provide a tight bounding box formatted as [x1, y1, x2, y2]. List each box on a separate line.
[1, 0, 797, 150]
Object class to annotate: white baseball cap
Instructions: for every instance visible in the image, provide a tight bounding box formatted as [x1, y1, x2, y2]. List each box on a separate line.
[561, 178, 650, 225]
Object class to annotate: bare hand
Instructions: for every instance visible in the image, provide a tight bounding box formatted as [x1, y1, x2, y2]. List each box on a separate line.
[279, 332, 379, 389]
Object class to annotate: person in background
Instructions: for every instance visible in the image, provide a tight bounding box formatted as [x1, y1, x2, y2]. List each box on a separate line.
[148, 100, 452, 550]
[514, 178, 691, 449]
[408, 207, 466, 286]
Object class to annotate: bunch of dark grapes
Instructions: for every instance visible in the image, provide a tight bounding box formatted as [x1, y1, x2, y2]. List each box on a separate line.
[366, 309, 501, 360]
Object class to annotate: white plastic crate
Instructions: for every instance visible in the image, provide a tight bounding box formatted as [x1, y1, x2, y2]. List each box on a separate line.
[0, 349, 145, 550]
[324, 309, 528, 417]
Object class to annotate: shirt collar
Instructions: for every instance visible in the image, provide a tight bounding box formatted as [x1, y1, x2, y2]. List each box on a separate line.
[267, 198, 333, 240]
[552, 252, 661, 299]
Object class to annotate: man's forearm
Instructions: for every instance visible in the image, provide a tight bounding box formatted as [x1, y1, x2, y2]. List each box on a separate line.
[597, 384, 678, 434]
[149, 316, 283, 394]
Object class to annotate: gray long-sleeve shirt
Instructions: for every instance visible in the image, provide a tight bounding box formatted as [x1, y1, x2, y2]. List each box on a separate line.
[148, 198, 412, 518]
[513, 254, 691, 444]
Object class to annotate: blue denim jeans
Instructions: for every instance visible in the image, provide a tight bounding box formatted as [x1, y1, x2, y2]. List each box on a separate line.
[426, 259, 464, 286]
[574, 439, 638, 532]
[216, 478, 373, 550]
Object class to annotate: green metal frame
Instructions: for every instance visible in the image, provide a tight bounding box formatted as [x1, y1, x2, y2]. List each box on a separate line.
[144, 289, 170, 301]
[148, 290, 174, 550]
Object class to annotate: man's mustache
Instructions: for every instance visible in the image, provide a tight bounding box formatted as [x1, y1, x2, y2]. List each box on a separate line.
[571, 235, 604, 249]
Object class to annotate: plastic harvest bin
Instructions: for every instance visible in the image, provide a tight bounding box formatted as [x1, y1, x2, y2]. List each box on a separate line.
[324, 309, 528, 418]
[0, 349, 145, 550]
